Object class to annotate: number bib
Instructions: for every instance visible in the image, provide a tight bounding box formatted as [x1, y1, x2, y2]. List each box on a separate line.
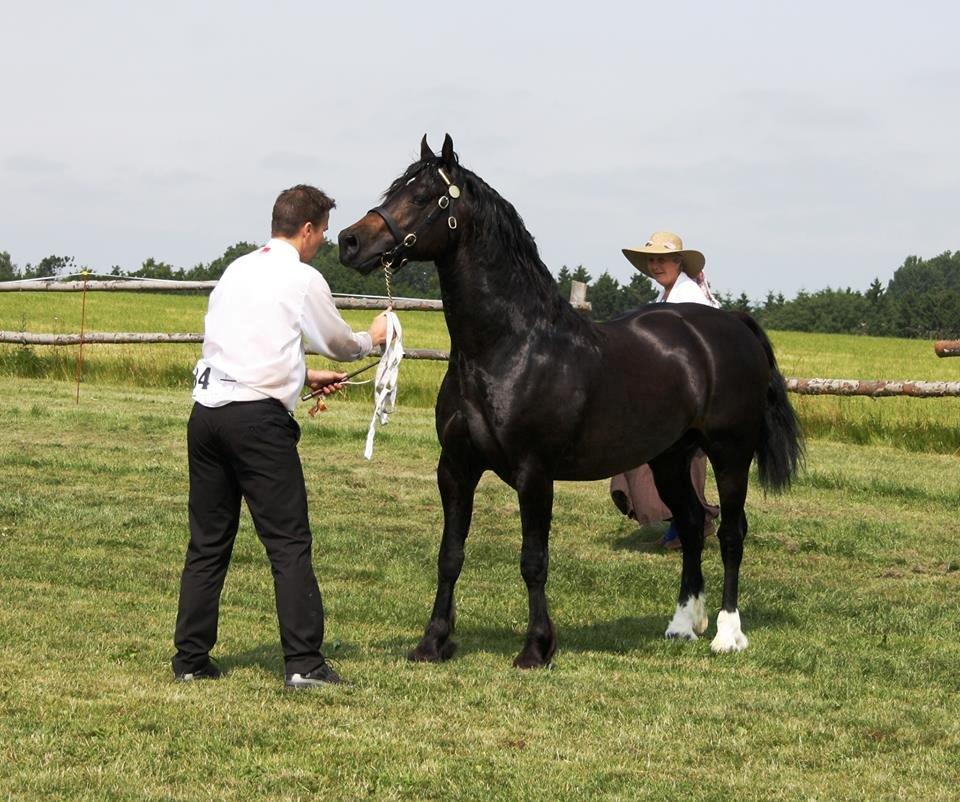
[192, 358, 240, 407]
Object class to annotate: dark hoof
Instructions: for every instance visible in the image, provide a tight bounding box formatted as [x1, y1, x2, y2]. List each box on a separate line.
[512, 637, 556, 669]
[512, 651, 552, 669]
[407, 639, 457, 663]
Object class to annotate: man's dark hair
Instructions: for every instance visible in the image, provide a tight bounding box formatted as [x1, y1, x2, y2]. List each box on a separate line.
[271, 185, 336, 237]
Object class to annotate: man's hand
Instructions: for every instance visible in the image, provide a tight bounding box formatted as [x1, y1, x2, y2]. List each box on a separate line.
[368, 311, 390, 347]
[306, 369, 347, 395]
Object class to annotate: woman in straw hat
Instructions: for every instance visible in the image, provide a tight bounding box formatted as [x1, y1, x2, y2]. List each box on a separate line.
[609, 231, 720, 548]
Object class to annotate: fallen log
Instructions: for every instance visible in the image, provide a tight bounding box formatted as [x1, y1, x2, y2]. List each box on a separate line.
[934, 340, 960, 358]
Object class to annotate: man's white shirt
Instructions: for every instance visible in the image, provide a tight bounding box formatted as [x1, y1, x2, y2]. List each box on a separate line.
[192, 239, 373, 411]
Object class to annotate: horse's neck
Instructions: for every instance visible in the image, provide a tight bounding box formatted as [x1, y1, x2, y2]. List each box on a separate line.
[436, 249, 585, 359]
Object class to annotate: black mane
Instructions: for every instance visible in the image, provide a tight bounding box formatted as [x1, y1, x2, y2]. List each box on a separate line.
[384, 157, 575, 318]
[381, 159, 433, 200]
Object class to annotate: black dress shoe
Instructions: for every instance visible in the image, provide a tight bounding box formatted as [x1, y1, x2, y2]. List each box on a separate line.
[174, 660, 223, 682]
[284, 661, 342, 689]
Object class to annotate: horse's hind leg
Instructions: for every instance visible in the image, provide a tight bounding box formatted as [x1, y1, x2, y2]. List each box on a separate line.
[408, 448, 481, 662]
[513, 466, 557, 669]
[649, 448, 709, 640]
[707, 450, 751, 653]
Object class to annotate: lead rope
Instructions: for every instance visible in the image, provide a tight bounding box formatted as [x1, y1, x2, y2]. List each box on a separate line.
[363, 310, 403, 459]
[384, 262, 394, 307]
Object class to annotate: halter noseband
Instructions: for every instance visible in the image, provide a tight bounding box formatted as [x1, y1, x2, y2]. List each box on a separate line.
[369, 167, 461, 270]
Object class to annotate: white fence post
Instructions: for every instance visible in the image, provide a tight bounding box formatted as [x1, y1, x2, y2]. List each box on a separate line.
[569, 280, 591, 311]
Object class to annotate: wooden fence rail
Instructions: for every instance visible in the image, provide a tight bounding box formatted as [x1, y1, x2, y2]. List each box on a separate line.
[0, 281, 444, 310]
[0, 280, 220, 292]
[0, 277, 595, 311]
[784, 378, 960, 398]
[2, 279, 955, 395]
[0, 331, 447, 361]
[2, 330, 959, 397]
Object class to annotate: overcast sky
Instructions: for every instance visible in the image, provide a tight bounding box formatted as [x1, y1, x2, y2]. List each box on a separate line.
[2, 1, 958, 298]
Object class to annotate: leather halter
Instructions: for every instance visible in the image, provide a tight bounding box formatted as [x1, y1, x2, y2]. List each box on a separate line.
[369, 167, 460, 270]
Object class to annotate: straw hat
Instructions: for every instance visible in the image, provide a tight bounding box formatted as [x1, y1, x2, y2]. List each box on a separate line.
[622, 231, 706, 278]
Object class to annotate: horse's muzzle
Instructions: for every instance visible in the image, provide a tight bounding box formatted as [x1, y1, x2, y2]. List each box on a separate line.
[337, 231, 377, 274]
[338, 217, 390, 274]
[337, 230, 361, 263]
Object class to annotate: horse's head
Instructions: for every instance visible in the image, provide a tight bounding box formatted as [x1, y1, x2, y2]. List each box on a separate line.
[339, 134, 463, 274]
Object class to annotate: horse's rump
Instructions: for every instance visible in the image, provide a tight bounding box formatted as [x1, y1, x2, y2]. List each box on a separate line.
[556, 304, 770, 480]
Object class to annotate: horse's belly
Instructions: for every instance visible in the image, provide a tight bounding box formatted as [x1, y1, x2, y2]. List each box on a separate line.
[553, 442, 677, 481]
[552, 414, 693, 481]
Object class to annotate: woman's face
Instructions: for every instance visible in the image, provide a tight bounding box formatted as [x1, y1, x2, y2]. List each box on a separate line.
[647, 255, 682, 289]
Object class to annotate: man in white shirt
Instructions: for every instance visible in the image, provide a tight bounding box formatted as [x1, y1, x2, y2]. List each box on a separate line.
[173, 184, 388, 689]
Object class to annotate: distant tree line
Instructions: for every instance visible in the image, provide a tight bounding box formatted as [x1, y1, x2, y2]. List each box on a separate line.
[714, 251, 960, 339]
[0, 242, 440, 299]
[2, 245, 959, 339]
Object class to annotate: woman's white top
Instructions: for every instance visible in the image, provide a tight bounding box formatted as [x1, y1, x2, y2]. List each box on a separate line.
[659, 270, 720, 307]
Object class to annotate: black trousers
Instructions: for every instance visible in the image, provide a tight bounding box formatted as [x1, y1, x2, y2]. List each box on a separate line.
[173, 399, 325, 676]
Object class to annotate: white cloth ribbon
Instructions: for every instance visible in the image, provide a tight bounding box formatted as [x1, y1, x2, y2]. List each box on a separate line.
[364, 311, 404, 459]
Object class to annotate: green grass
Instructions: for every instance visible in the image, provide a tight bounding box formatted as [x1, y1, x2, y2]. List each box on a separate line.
[1, 377, 959, 800]
[0, 291, 451, 406]
[0, 291, 452, 348]
[4, 291, 960, 452]
[769, 329, 960, 452]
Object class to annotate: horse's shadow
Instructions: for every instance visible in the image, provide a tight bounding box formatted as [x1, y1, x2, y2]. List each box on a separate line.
[220, 600, 793, 671]
[607, 523, 723, 553]
[452, 616, 669, 657]
[609, 523, 669, 553]
[378, 602, 795, 660]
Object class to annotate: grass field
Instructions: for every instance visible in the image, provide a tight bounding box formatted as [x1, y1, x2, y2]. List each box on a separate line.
[1, 370, 959, 800]
[3, 291, 960, 452]
[0, 292, 452, 407]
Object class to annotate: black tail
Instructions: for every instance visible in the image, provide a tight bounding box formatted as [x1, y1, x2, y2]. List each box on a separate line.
[732, 312, 805, 492]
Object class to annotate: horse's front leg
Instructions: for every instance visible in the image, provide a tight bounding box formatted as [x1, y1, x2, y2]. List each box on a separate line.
[513, 468, 557, 669]
[408, 448, 481, 662]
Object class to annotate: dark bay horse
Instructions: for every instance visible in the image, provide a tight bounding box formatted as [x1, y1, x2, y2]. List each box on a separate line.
[339, 135, 803, 668]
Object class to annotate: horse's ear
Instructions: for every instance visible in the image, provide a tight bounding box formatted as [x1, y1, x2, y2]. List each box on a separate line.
[441, 133, 456, 166]
[420, 134, 433, 161]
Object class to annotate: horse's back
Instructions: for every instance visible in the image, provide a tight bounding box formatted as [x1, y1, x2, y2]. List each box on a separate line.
[555, 305, 770, 478]
[434, 304, 773, 483]
[606, 303, 769, 383]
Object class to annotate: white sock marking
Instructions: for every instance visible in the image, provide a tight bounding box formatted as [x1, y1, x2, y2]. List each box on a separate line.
[665, 593, 708, 640]
[711, 609, 749, 653]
